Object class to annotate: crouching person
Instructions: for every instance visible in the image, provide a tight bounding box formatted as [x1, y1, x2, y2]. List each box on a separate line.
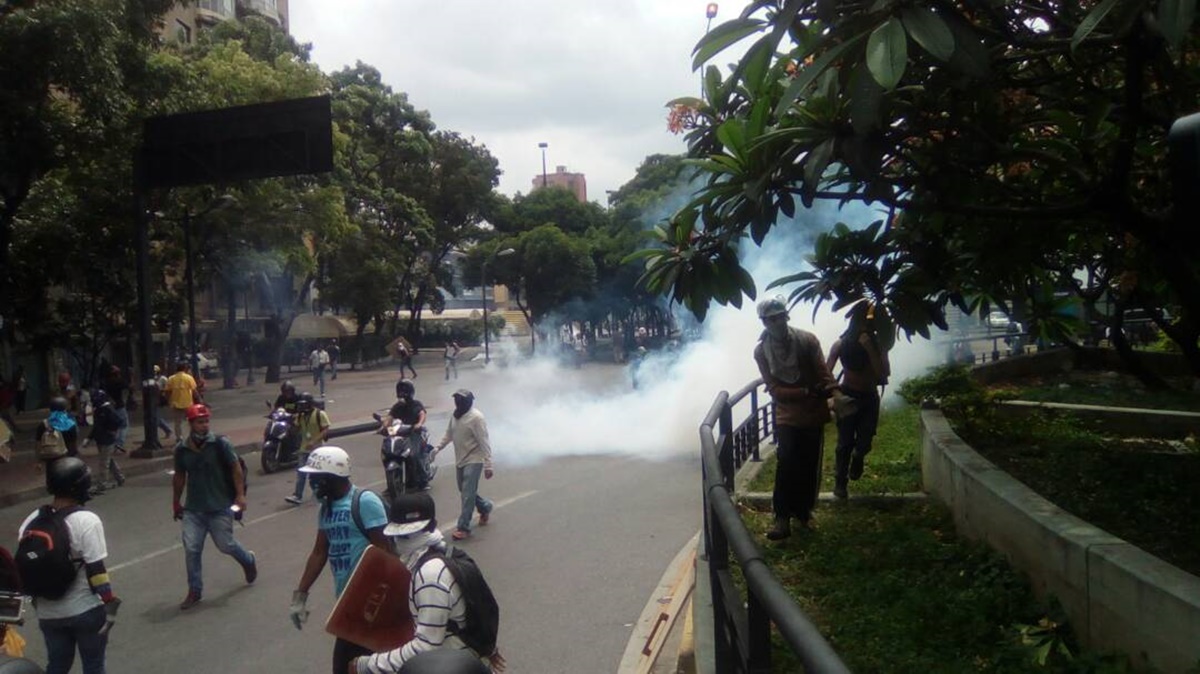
[349, 493, 504, 673]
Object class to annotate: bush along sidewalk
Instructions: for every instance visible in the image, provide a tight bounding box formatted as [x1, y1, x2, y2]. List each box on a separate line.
[742, 403, 1144, 673]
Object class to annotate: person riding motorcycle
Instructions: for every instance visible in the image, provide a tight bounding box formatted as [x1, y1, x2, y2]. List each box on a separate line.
[379, 379, 431, 492]
[273, 381, 299, 413]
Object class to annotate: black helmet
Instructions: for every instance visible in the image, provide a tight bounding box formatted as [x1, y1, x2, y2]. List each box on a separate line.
[91, 389, 111, 407]
[49, 396, 69, 412]
[281, 380, 295, 394]
[47, 457, 92, 502]
[396, 378, 415, 399]
[296, 391, 315, 412]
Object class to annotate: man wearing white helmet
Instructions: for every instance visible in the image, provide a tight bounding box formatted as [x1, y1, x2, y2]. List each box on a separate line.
[753, 296, 838, 540]
[288, 446, 390, 673]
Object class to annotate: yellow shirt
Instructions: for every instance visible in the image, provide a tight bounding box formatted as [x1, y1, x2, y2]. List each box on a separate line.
[296, 409, 330, 451]
[164, 372, 197, 410]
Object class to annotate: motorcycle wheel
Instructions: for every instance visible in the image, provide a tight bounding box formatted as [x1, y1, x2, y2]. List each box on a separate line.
[261, 441, 281, 474]
[385, 468, 402, 497]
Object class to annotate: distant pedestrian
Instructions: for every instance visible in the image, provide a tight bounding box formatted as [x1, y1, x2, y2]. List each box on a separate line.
[309, 344, 330, 397]
[86, 390, 125, 494]
[443, 342, 460, 381]
[56, 373, 83, 429]
[328, 339, 341, 380]
[398, 342, 417, 378]
[432, 389, 493, 541]
[14, 366, 28, 414]
[163, 363, 198, 439]
[285, 392, 330, 505]
[630, 346, 647, 390]
[153, 365, 173, 440]
[752, 297, 838, 540]
[171, 404, 257, 610]
[17, 457, 121, 674]
[38, 397, 78, 462]
[826, 301, 891, 500]
[101, 366, 130, 453]
[288, 446, 389, 674]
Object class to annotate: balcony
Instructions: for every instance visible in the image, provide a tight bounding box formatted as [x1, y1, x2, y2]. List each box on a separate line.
[239, 0, 280, 24]
[195, 0, 235, 24]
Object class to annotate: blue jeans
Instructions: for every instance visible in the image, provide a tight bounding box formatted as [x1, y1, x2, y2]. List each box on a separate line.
[455, 463, 493, 532]
[182, 510, 254, 595]
[40, 604, 108, 674]
[114, 407, 129, 447]
[313, 367, 326, 395]
[293, 453, 311, 499]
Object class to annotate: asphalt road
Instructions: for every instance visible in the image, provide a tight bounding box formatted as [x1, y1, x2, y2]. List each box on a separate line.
[1, 410, 701, 673]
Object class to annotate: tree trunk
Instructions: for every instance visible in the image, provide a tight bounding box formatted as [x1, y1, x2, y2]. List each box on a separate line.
[223, 284, 237, 389]
[1108, 317, 1169, 390]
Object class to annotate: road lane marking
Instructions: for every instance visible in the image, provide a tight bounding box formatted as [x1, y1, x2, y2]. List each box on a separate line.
[109, 484, 538, 573]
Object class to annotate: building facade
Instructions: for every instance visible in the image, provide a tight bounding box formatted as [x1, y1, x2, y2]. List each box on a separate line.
[159, 0, 289, 45]
[531, 165, 587, 203]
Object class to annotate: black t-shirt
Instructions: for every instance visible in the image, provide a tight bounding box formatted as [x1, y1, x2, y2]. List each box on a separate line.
[103, 379, 130, 409]
[388, 399, 425, 425]
[274, 394, 298, 413]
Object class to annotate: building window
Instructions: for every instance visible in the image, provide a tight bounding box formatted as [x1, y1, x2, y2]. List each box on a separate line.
[197, 0, 235, 16]
[175, 20, 192, 44]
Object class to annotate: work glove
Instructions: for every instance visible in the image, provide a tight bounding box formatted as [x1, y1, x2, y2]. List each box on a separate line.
[290, 590, 310, 630]
[172, 502, 183, 521]
[484, 468, 494, 480]
[98, 597, 121, 636]
[831, 392, 859, 420]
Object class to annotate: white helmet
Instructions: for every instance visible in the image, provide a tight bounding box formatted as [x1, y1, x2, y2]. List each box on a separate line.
[757, 296, 789, 319]
[299, 446, 351, 477]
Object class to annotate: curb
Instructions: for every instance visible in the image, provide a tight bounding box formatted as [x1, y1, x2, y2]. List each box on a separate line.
[618, 531, 700, 674]
[0, 442, 260, 510]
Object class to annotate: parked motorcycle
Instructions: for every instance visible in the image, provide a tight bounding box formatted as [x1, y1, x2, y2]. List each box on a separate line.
[372, 412, 438, 496]
[260, 404, 301, 474]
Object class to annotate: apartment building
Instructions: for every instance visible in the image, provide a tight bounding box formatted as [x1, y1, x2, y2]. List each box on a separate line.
[159, 0, 289, 44]
[531, 165, 588, 203]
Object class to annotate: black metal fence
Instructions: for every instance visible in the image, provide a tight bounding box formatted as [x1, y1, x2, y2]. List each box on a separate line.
[699, 379, 850, 673]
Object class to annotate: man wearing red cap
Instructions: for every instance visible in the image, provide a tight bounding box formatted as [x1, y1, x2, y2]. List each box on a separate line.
[171, 404, 257, 610]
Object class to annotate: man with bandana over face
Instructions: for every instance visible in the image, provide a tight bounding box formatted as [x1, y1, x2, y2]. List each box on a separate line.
[289, 446, 390, 674]
[753, 297, 838, 540]
[432, 390, 494, 542]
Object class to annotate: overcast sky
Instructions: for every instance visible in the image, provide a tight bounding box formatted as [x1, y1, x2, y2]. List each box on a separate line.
[288, 0, 724, 204]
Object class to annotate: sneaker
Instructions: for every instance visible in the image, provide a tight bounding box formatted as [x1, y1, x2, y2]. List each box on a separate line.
[849, 453, 865, 481]
[833, 484, 848, 500]
[115, 473, 126, 487]
[478, 510, 490, 526]
[284, 495, 302, 505]
[242, 552, 258, 584]
[179, 591, 202, 610]
[451, 529, 470, 541]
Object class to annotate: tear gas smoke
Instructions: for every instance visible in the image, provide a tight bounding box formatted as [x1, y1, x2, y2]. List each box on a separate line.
[481, 185, 945, 467]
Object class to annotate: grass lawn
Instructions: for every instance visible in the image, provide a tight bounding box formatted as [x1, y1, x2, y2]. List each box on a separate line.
[739, 404, 1141, 672]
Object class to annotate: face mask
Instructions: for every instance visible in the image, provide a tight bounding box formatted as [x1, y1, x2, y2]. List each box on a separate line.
[190, 431, 208, 445]
[766, 321, 789, 340]
[453, 398, 473, 417]
[310, 476, 332, 501]
[391, 534, 426, 558]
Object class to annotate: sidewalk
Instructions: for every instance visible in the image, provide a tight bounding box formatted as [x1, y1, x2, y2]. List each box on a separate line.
[0, 351, 471, 508]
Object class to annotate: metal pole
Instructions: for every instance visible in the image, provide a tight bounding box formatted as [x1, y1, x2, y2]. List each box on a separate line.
[131, 154, 163, 456]
[538, 142, 548, 187]
[482, 258, 491, 364]
[245, 288, 255, 384]
[185, 212, 199, 379]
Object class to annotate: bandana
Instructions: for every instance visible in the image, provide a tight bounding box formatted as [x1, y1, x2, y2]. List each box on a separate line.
[760, 326, 808, 384]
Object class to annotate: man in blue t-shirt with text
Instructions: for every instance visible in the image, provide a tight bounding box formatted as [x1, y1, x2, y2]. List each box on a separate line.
[288, 446, 389, 674]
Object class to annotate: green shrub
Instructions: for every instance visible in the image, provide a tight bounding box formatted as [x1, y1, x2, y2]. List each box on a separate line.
[897, 364, 982, 406]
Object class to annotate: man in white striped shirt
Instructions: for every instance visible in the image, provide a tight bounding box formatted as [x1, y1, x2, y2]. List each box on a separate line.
[350, 493, 497, 673]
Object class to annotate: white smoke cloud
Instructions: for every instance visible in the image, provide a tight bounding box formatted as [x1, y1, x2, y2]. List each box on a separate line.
[480, 187, 946, 466]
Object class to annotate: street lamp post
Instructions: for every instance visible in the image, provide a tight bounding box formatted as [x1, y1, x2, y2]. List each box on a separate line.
[482, 247, 516, 364]
[184, 211, 199, 379]
[538, 142, 548, 188]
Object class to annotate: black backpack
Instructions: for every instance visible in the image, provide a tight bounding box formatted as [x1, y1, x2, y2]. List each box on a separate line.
[420, 545, 500, 657]
[15, 505, 82, 600]
[212, 436, 248, 498]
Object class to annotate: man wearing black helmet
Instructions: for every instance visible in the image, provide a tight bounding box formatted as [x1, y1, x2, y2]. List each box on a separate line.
[286, 392, 330, 505]
[274, 380, 300, 414]
[432, 390, 494, 542]
[380, 379, 430, 492]
[17, 457, 121, 674]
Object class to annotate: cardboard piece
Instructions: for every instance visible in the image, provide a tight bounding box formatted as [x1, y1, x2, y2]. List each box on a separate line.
[325, 546, 414, 652]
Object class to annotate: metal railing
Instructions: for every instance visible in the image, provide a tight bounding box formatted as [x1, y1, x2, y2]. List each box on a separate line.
[699, 379, 850, 673]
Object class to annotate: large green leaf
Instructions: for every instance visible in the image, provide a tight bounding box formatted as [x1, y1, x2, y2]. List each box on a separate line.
[692, 18, 766, 70]
[774, 32, 869, 117]
[901, 6, 954, 61]
[866, 18, 908, 90]
[1071, 0, 1121, 51]
[1157, 0, 1198, 51]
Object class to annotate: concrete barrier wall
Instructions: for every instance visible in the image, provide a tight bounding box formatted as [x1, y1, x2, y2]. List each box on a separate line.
[969, 347, 1193, 385]
[994, 400, 1200, 439]
[920, 409, 1200, 672]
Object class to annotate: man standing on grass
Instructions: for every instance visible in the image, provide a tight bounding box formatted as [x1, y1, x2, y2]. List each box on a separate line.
[752, 297, 838, 540]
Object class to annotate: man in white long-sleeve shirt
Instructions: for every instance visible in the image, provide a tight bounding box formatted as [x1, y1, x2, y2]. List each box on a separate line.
[432, 390, 494, 542]
[350, 493, 487, 674]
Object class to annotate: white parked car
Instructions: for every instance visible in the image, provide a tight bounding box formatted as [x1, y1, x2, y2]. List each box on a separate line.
[986, 311, 1022, 332]
[189, 352, 219, 376]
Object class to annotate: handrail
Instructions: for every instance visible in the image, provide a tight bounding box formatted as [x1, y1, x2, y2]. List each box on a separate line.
[699, 379, 850, 673]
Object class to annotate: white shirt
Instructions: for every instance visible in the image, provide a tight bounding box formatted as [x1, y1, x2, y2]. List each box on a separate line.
[17, 509, 106, 619]
[309, 349, 329, 369]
